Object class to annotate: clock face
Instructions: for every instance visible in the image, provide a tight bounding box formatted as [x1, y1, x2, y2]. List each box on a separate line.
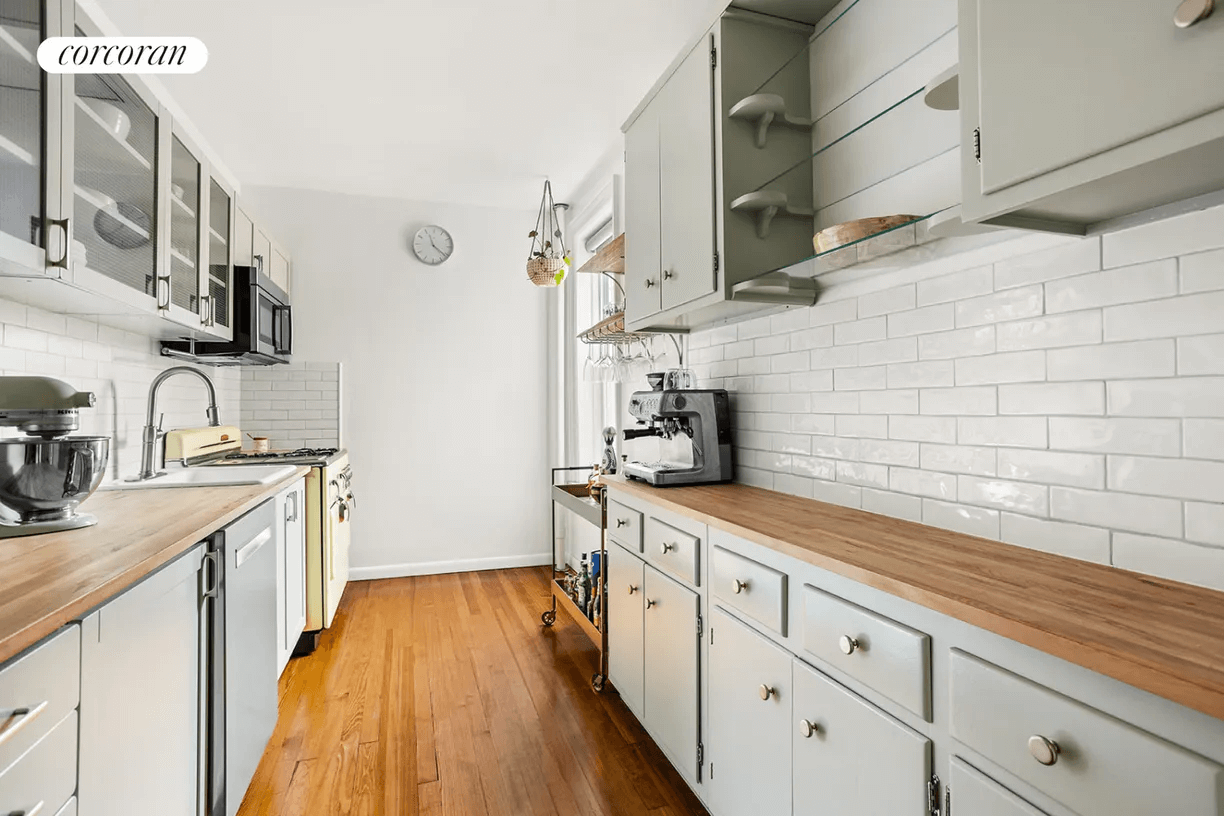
[412, 225, 453, 265]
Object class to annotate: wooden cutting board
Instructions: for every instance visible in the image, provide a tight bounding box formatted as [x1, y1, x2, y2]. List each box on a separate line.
[814, 214, 919, 253]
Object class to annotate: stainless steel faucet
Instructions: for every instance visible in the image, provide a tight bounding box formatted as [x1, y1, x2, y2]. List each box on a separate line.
[136, 366, 221, 480]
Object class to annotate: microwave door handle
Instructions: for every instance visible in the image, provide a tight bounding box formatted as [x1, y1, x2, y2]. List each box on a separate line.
[276, 305, 293, 355]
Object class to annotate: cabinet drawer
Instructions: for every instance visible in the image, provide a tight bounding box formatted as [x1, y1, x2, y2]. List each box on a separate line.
[645, 518, 700, 586]
[0, 625, 80, 774]
[949, 756, 1049, 816]
[0, 709, 78, 816]
[801, 585, 930, 720]
[711, 545, 787, 636]
[607, 499, 643, 552]
[950, 650, 1224, 816]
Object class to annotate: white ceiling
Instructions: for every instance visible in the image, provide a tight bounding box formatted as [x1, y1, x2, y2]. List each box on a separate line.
[97, 0, 729, 208]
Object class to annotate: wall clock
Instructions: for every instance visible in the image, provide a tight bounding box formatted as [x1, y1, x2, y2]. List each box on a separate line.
[412, 225, 454, 265]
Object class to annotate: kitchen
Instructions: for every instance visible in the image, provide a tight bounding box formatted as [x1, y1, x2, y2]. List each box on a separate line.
[1, 0, 1224, 814]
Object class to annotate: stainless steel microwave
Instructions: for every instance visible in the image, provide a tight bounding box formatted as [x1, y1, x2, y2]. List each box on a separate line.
[162, 266, 292, 365]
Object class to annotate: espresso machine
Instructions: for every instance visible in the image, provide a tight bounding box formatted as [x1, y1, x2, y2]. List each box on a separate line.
[623, 388, 732, 486]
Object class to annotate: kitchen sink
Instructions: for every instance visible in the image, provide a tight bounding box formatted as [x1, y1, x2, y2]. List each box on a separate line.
[105, 465, 299, 490]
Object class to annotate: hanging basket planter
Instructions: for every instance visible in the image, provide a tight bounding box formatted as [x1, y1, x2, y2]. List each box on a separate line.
[526, 180, 571, 287]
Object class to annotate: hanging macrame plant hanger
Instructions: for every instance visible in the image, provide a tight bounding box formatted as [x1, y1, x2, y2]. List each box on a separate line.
[526, 180, 570, 287]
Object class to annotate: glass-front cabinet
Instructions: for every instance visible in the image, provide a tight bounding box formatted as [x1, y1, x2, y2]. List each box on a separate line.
[0, 0, 236, 340]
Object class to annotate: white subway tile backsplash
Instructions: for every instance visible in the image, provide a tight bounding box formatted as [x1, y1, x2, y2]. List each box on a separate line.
[1102, 203, 1224, 268]
[737, 467, 775, 489]
[1050, 487, 1182, 538]
[888, 304, 955, 338]
[862, 488, 923, 522]
[858, 337, 918, 366]
[922, 499, 1000, 539]
[811, 436, 861, 460]
[809, 298, 858, 326]
[834, 317, 888, 345]
[811, 345, 860, 369]
[1103, 291, 1224, 341]
[917, 265, 993, 306]
[958, 475, 1049, 516]
[772, 393, 812, 413]
[993, 237, 1101, 290]
[919, 326, 995, 360]
[1184, 419, 1224, 459]
[996, 313, 1102, 351]
[754, 334, 789, 356]
[859, 285, 916, 318]
[1049, 417, 1182, 456]
[920, 444, 997, 476]
[998, 449, 1105, 489]
[793, 455, 836, 480]
[1177, 334, 1224, 375]
[835, 415, 888, 439]
[1180, 248, 1224, 294]
[773, 473, 815, 499]
[955, 350, 1046, 386]
[739, 356, 772, 376]
[1045, 259, 1178, 314]
[887, 361, 955, 389]
[793, 414, 837, 435]
[1048, 340, 1175, 382]
[810, 478, 863, 508]
[736, 316, 772, 340]
[836, 460, 890, 489]
[920, 387, 998, 416]
[891, 468, 957, 499]
[958, 417, 1047, 448]
[240, 362, 341, 449]
[791, 326, 834, 351]
[1111, 534, 1224, 594]
[1108, 377, 1224, 417]
[810, 392, 861, 414]
[791, 370, 835, 392]
[1185, 502, 1224, 547]
[956, 286, 1043, 328]
[860, 390, 919, 415]
[4, 325, 48, 352]
[891, 416, 958, 444]
[857, 439, 920, 467]
[771, 309, 810, 335]
[1107, 455, 1224, 503]
[998, 382, 1105, 416]
[835, 366, 888, 391]
[999, 514, 1111, 564]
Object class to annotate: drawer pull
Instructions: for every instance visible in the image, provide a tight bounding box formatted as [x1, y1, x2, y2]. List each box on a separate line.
[627, 584, 638, 595]
[0, 699, 49, 747]
[733, 578, 749, 594]
[799, 719, 819, 738]
[758, 684, 776, 701]
[645, 598, 656, 609]
[660, 542, 674, 554]
[838, 635, 861, 655]
[1174, 0, 1214, 27]
[1028, 734, 1061, 766]
[13, 801, 45, 816]
[616, 518, 629, 528]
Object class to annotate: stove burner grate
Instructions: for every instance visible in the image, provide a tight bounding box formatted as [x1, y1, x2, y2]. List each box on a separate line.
[225, 447, 339, 461]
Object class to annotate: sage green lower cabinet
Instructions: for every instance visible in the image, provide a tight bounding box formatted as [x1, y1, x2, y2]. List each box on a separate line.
[642, 566, 700, 780]
[607, 541, 646, 719]
[949, 757, 1050, 816]
[708, 607, 792, 816]
[78, 544, 206, 816]
[792, 657, 931, 815]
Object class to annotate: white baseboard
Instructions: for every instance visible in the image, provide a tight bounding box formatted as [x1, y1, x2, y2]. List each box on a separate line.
[349, 552, 552, 581]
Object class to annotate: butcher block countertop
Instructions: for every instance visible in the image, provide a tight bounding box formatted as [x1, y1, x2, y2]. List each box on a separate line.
[0, 467, 310, 665]
[605, 476, 1224, 722]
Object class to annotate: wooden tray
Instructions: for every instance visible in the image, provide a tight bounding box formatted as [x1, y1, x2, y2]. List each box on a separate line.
[814, 215, 919, 253]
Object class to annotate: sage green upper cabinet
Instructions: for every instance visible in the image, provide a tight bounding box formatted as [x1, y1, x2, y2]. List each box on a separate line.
[622, 10, 815, 332]
[960, 0, 1224, 232]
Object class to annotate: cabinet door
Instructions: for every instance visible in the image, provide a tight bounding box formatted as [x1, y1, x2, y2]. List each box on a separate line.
[975, 0, 1224, 194]
[233, 206, 254, 267]
[625, 103, 662, 323]
[278, 481, 306, 673]
[0, 0, 57, 276]
[606, 542, 646, 719]
[643, 564, 700, 779]
[949, 757, 1051, 816]
[204, 176, 234, 340]
[253, 222, 271, 281]
[792, 657, 931, 815]
[270, 244, 290, 296]
[79, 544, 205, 816]
[708, 607, 792, 816]
[658, 31, 717, 312]
[164, 124, 203, 327]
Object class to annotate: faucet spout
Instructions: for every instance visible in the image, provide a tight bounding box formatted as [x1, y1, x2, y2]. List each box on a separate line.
[136, 366, 221, 480]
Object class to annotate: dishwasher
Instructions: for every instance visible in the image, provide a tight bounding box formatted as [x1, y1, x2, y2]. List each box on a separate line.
[208, 500, 279, 816]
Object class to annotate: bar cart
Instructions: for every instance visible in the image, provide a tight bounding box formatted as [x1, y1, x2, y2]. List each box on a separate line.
[544, 466, 609, 693]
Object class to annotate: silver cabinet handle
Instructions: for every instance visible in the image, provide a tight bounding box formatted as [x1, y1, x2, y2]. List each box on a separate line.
[733, 578, 749, 594]
[645, 278, 655, 288]
[799, 719, 818, 738]
[1028, 735, 1061, 766]
[0, 700, 49, 747]
[1175, 0, 1214, 27]
[47, 217, 70, 270]
[234, 527, 272, 568]
[662, 270, 673, 281]
[758, 684, 775, 701]
[839, 635, 860, 655]
[660, 542, 674, 554]
[157, 276, 171, 309]
[616, 518, 629, 528]
[627, 584, 638, 595]
[200, 296, 211, 326]
[645, 598, 656, 609]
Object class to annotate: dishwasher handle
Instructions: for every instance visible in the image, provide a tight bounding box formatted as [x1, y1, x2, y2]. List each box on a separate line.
[234, 527, 273, 569]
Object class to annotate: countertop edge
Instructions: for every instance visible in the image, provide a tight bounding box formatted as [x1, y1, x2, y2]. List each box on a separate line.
[603, 476, 1224, 722]
[0, 467, 311, 665]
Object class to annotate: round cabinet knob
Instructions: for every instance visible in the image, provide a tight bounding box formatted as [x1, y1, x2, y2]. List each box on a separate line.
[1028, 735, 1061, 766]
[733, 578, 749, 595]
[839, 635, 860, 655]
[627, 584, 638, 595]
[798, 719, 818, 738]
[660, 542, 674, 554]
[645, 279, 656, 288]
[616, 518, 629, 528]
[645, 598, 656, 609]
[1175, 0, 1214, 27]
[758, 684, 775, 701]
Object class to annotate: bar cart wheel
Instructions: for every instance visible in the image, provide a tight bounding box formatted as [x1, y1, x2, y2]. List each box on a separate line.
[591, 673, 606, 693]
[541, 610, 557, 626]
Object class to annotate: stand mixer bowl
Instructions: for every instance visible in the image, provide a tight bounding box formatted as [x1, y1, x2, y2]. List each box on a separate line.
[0, 436, 110, 525]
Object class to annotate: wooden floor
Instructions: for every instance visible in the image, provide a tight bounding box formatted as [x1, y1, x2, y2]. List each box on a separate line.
[237, 567, 709, 816]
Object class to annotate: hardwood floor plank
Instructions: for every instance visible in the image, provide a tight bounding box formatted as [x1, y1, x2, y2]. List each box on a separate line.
[238, 567, 707, 816]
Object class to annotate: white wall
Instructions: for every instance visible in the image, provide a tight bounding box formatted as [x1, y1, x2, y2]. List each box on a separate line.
[242, 185, 551, 578]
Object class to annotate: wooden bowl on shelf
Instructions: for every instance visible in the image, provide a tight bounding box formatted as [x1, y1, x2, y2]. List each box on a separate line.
[814, 215, 919, 254]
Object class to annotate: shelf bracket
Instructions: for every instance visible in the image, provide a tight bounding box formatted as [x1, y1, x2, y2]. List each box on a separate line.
[729, 94, 814, 149]
[730, 191, 814, 239]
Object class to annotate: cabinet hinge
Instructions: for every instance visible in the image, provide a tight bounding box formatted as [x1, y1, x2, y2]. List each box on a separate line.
[945, 785, 951, 816]
[710, 761, 714, 779]
[973, 128, 982, 163]
[697, 742, 704, 767]
[709, 626, 714, 646]
[928, 774, 942, 816]
[710, 44, 717, 69]
[713, 251, 720, 273]
[696, 613, 703, 638]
